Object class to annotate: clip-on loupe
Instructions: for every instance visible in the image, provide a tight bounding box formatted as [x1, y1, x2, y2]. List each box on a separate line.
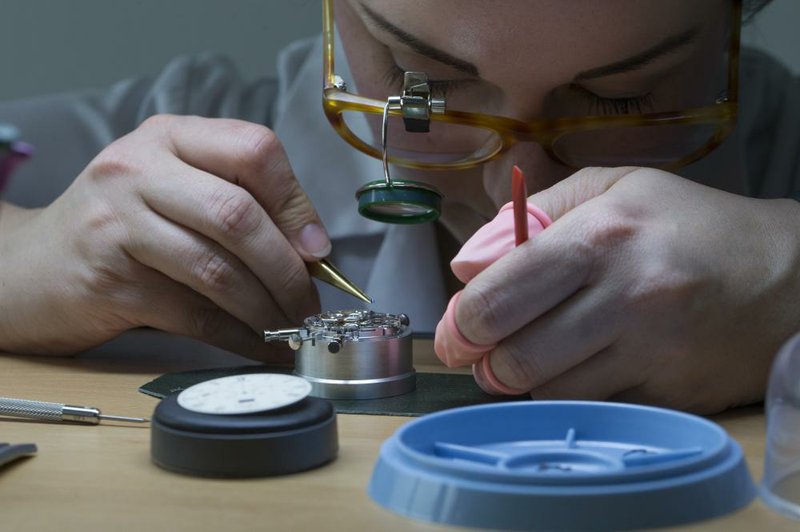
[355, 72, 444, 224]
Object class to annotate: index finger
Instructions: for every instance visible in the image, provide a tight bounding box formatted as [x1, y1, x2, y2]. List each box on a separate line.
[454, 211, 595, 347]
[157, 114, 331, 260]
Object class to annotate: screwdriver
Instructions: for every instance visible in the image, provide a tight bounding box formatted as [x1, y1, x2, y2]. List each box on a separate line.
[0, 396, 148, 425]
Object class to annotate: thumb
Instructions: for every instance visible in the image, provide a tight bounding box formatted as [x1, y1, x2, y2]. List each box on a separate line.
[528, 166, 639, 222]
[265, 165, 332, 262]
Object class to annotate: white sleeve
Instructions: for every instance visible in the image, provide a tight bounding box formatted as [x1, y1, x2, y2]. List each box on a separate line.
[0, 52, 278, 207]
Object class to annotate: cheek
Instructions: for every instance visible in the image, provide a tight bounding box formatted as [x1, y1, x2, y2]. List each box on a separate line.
[395, 167, 484, 200]
[482, 144, 574, 207]
[395, 166, 495, 214]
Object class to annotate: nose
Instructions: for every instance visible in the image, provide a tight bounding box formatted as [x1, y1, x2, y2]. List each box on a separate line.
[481, 142, 573, 208]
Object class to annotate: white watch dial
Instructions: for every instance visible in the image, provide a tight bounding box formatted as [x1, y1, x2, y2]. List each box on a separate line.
[177, 374, 312, 415]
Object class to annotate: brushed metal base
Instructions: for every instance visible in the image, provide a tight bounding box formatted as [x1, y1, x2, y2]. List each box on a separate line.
[295, 371, 416, 400]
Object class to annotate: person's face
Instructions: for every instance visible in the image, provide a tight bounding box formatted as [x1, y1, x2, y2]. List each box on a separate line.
[336, 0, 729, 242]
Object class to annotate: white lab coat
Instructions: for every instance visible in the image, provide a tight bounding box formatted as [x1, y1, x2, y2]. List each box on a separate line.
[1, 36, 798, 358]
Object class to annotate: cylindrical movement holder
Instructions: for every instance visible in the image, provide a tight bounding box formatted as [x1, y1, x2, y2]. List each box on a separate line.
[295, 325, 414, 400]
[265, 310, 416, 400]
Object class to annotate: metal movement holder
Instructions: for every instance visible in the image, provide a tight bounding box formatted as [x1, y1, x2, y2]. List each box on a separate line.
[356, 72, 445, 224]
[264, 310, 415, 400]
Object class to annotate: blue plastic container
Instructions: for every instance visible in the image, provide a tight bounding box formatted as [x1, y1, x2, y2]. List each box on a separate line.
[369, 401, 755, 530]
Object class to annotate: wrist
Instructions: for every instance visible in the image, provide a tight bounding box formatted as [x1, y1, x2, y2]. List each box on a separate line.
[0, 202, 40, 232]
[0, 207, 72, 354]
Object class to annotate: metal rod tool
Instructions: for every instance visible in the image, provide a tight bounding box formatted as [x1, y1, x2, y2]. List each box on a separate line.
[0, 396, 148, 425]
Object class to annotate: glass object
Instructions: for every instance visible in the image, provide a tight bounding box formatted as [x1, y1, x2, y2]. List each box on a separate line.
[761, 332, 800, 520]
[356, 179, 441, 224]
[322, 0, 741, 172]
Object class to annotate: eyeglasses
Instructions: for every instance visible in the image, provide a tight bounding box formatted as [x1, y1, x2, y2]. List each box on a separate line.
[322, 0, 741, 173]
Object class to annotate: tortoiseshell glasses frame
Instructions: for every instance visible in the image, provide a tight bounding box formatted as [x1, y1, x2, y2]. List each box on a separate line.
[322, 0, 741, 171]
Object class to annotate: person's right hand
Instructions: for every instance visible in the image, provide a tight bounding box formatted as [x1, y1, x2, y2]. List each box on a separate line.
[0, 115, 329, 358]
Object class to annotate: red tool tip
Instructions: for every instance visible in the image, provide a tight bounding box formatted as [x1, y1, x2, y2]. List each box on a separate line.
[512, 165, 528, 246]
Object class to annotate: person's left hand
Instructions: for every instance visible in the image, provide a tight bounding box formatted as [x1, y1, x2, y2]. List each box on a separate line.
[436, 167, 800, 414]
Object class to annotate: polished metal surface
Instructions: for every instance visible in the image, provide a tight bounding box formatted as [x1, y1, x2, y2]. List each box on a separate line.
[264, 310, 416, 400]
[306, 259, 372, 304]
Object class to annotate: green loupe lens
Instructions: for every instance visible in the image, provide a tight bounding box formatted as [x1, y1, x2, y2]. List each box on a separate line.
[356, 180, 442, 224]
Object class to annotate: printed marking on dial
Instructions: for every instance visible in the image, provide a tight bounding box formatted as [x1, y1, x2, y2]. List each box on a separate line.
[177, 374, 312, 415]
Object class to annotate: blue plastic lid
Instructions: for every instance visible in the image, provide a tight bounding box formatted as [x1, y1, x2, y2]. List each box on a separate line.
[368, 401, 755, 531]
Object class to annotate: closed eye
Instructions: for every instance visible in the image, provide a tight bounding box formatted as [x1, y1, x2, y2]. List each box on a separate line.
[570, 84, 656, 115]
[383, 63, 477, 99]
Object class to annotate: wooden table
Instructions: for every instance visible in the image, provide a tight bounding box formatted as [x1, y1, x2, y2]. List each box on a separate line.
[0, 332, 795, 531]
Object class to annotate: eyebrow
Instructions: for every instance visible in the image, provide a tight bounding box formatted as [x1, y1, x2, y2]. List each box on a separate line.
[574, 27, 700, 81]
[359, 3, 699, 83]
[359, 2, 480, 77]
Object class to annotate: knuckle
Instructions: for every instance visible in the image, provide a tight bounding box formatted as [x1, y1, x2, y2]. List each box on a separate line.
[209, 188, 263, 240]
[458, 284, 509, 346]
[497, 342, 545, 389]
[271, 182, 314, 232]
[235, 124, 278, 173]
[583, 209, 635, 251]
[574, 206, 637, 281]
[191, 250, 236, 293]
[233, 124, 311, 227]
[140, 113, 175, 131]
[85, 115, 180, 183]
[280, 258, 309, 292]
[630, 257, 702, 311]
[87, 142, 138, 181]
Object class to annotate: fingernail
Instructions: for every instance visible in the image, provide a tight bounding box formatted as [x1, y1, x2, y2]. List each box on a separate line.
[298, 223, 331, 259]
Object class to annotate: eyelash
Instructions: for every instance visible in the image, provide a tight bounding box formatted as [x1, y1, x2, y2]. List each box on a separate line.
[570, 84, 656, 115]
[383, 64, 470, 98]
[384, 63, 656, 116]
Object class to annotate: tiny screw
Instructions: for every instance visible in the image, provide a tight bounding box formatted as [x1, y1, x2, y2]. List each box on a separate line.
[333, 75, 347, 91]
[327, 340, 341, 354]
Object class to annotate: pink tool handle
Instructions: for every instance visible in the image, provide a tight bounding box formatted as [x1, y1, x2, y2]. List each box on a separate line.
[435, 201, 552, 394]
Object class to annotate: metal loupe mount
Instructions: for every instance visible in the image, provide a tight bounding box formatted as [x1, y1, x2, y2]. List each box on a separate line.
[356, 72, 444, 224]
[264, 310, 415, 400]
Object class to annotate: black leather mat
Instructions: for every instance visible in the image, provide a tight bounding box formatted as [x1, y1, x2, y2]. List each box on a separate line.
[139, 365, 524, 417]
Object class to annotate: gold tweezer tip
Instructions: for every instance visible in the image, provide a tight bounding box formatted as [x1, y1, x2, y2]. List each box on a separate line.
[307, 258, 373, 304]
